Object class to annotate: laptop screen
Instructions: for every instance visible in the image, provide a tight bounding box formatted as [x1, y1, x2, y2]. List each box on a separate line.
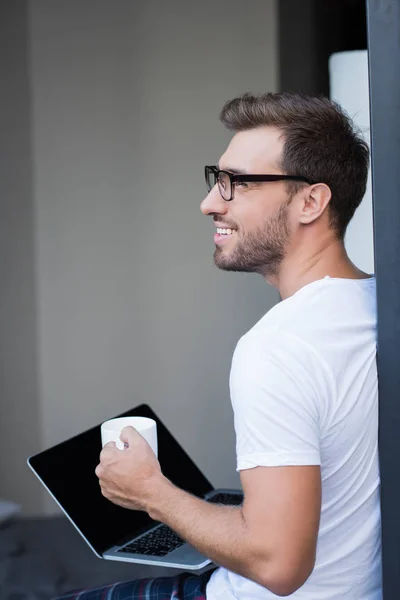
[28, 404, 214, 555]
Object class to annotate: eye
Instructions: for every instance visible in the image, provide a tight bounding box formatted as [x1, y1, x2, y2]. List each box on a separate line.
[235, 181, 248, 188]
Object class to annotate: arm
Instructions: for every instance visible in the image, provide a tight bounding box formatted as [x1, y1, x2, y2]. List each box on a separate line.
[147, 463, 321, 596]
[96, 332, 326, 595]
[97, 428, 321, 596]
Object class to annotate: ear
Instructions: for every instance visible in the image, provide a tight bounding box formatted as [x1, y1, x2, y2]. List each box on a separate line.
[298, 183, 332, 225]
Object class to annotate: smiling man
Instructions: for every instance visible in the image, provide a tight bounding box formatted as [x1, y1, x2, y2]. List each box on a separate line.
[58, 93, 382, 600]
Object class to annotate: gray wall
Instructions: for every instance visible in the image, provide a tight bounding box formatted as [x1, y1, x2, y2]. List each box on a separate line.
[0, 0, 43, 513]
[4, 0, 279, 514]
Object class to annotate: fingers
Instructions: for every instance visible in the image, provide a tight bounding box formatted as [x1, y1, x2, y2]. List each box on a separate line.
[119, 425, 139, 445]
[99, 442, 117, 464]
[104, 441, 117, 449]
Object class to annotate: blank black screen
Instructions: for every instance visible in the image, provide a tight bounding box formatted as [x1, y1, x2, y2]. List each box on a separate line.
[28, 404, 214, 555]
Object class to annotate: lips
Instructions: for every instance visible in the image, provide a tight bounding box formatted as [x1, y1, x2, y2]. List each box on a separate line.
[214, 230, 237, 245]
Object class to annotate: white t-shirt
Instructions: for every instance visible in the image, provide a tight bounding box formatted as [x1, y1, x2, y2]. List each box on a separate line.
[206, 276, 382, 600]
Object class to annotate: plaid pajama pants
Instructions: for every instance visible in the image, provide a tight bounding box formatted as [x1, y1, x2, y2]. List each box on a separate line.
[55, 568, 216, 600]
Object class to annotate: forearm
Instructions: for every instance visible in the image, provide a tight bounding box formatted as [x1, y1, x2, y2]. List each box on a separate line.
[146, 476, 271, 583]
[99, 429, 318, 596]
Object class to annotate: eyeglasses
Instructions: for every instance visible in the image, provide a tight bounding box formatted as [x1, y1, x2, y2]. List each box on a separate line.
[204, 165, 313, 201]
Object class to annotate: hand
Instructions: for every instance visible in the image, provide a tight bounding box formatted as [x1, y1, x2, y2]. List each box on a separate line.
[95, 426, 163, 511]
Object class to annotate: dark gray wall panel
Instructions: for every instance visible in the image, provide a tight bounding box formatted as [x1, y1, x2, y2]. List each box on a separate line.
[367, 0, 400, 597]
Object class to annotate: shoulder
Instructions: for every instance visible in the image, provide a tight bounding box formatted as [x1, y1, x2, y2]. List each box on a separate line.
[231, 323, 335, 423]
[233, 326, 326, 374]
[244, 277, 376, 354]
[232, 326, 333, 402]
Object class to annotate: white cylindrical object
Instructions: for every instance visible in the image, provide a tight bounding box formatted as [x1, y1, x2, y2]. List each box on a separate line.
[329, 50, 374, 274]
[101, 416, 158, 456]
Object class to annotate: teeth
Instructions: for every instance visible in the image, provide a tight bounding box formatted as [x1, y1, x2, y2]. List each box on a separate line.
[217, 228, 236, 235]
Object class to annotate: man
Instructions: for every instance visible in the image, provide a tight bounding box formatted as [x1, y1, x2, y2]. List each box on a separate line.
[59, 93, 382, 599]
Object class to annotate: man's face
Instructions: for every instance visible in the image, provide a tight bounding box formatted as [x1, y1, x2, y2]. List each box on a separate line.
[200, 126, 294, 278]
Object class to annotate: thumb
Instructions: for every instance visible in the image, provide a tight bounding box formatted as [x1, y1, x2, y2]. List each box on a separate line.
[119, 425, 139, 446]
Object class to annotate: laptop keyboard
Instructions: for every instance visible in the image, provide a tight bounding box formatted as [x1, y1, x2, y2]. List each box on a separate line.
[118, 491, 244, 557]
[119, 524, 185, 556]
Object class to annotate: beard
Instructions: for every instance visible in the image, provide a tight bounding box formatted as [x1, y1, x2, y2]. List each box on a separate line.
[214, 200, 290, 278]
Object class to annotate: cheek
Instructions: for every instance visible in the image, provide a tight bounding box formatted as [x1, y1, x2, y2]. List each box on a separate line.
[239, 210, 269, 234]
[233, 190, 289, 234]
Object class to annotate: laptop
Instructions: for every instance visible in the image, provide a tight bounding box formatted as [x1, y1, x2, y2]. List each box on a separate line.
[27, 403, 243, 570]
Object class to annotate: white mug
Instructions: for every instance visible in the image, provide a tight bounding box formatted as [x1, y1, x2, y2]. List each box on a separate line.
[101, 416, 158, 456]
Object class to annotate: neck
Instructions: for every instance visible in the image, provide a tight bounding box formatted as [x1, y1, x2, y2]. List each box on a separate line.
[268, 235, 371, 300]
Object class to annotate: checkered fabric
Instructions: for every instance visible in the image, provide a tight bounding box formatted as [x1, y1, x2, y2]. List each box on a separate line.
[55, 568, 216, 600]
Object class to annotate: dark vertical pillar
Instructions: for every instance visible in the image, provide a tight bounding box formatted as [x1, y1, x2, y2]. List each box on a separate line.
[278, 0, 320, 94]
[279, 0, 367, 95]
[366, 0, 400, 597]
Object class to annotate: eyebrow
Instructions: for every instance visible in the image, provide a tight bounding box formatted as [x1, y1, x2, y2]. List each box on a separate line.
[216, 163, 248, 175]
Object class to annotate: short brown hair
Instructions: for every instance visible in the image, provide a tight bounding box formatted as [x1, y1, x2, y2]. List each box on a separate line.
[220, 92, 370, 239]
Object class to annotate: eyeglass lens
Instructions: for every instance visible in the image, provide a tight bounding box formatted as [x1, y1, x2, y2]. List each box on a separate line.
[217, 171, 231, 200]
[205, 168, 232, 200]
[205, 167, 215, 193]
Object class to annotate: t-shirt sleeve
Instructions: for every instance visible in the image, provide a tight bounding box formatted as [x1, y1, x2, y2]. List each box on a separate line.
[230, 330, 330, 471]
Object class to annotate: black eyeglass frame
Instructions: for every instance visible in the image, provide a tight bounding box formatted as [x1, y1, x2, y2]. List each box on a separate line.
[204, 165, 314, 201]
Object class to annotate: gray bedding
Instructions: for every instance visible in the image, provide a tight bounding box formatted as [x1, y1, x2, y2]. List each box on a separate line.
[0, 515, 186, 599]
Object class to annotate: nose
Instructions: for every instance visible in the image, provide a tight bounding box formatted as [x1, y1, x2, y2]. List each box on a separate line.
[200, 185, 228, 216]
